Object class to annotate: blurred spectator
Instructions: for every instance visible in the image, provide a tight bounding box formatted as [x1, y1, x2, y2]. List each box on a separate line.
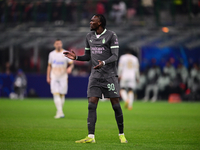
[36, 1, 47, 22]
[163, 62, 176, 79]
[5, 62, 11, 75]
[143, 62, 161, 102]
[168, 72, 184, 97]
[191, 0, 200, 17]
[136, 71, 147, 99]
[65, 0, 75, 23]
[0, 1, 4, 23]
[24, 2, 34, 22]
[0, 72, 14, 97]
[3, 62, 15, 75]
[185, 63, 200, 100]
[155, 72, 170, 100]
[177, 63, 188, 84]
[82, 0, 95, 22]
[52, 1, 62, 21]
[187, 63, 200, 91]
[190, 63, 200, 79]
[13, 69, 27, 99]
[173, 0, 184, 14]
[96, 0, 105, 15]
[126, 0, 138, 20]
[141, 0, 154, 15]
[110, 0, 127, 24]
[6, 0, 20, 22]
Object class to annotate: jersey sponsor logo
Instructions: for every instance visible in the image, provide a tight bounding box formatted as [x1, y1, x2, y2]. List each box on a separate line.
[91, 47, 105, 54]
[102, 38, 105, 44]
[52, 60, 64, 65]
[91, 47, 105, 51]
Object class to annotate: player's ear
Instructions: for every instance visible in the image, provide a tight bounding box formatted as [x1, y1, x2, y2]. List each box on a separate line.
[98, 21, 101, 26]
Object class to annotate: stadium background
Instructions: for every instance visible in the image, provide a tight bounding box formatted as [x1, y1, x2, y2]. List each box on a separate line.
[0, 1, 200, 150]
[0, 0, 200, 99]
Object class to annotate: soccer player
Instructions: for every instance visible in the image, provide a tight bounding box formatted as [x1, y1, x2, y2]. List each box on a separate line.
[63, 14, 127, 143]
[118, 50, 140, 110]
[47, 39, 73, 119]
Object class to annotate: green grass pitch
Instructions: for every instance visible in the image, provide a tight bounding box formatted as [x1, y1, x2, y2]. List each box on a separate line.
[0, 98, 199, 150]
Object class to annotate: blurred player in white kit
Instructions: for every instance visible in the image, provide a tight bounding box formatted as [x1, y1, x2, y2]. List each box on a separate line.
[118, 49, 140, 110]
[47, 39, 73, 119]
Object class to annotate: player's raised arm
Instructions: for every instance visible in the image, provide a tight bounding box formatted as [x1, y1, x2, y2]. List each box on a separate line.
[63, 50, 91, 61]
[64, 35, 91, 61]
[63, 50, 76, 60]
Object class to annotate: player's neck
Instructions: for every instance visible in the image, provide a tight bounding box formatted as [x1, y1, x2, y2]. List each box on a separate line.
[56, 49, 63, 52]
[95, 27, 104, 35]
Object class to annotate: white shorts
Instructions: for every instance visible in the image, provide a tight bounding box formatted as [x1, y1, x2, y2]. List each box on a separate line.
[120, 79, 136, 90]
[50, 77, 68, 95]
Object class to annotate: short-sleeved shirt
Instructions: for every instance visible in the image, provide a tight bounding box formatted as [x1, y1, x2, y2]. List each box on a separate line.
[118, 54, 140, 81]
[85, 29, 119, 79]
[48, 49, 73, 79]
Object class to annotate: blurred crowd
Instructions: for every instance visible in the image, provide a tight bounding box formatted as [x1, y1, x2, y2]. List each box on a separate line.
[137, 60, 200, 101]
[1, 58, 200, 101]
[0, 0, 200, 24]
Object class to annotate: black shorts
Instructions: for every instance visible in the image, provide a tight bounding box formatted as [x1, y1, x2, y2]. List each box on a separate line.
[87, 76, 120, 98]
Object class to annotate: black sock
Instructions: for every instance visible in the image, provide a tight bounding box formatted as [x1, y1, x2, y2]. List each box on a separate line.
[112, 103, 124, 134]
[87, 102, 97, 134]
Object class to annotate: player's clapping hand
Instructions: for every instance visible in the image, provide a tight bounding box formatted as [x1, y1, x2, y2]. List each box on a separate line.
[94, 60, 104, 69]
[63, 51, 76, 60]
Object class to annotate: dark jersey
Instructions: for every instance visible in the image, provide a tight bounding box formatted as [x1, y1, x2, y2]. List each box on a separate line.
[85, 29, 119, 79]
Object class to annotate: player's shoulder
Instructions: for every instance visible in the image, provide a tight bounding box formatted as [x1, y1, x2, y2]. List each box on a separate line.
[107, 30, 117, 36]
[49, 50, 56, 55]
[132, 55, 138, 60]
[63, 49, 68, 52]
[130, 55, 138, 60]
[86, 31, 95, 37]
[120, 54, 127, 60]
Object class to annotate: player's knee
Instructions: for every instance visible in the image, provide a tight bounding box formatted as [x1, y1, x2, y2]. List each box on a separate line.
[112, 103, 122, 113]
[88, 102, 97, 110]
[112, 103, 121, 110]
[110, 98, 119, 105]
[88, 97, 99, 104]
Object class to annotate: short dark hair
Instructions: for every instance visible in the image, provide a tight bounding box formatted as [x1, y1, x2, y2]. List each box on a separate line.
[95, 14, 106, 29]
[55, 39, 61, 42]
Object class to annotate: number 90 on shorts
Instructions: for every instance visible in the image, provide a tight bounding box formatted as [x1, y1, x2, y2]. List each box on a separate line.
[107, 83, 115, 91]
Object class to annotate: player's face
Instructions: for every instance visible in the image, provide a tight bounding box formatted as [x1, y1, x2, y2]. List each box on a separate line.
[90, 16, 100, 31]
[54, 41, 63, 51]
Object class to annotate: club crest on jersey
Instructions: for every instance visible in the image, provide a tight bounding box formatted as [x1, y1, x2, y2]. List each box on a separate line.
[102, 38, 105, 44]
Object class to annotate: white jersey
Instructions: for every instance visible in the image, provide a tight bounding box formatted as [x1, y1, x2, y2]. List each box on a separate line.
[48, 49, 73, 80]
[118, 54, 140, 81]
